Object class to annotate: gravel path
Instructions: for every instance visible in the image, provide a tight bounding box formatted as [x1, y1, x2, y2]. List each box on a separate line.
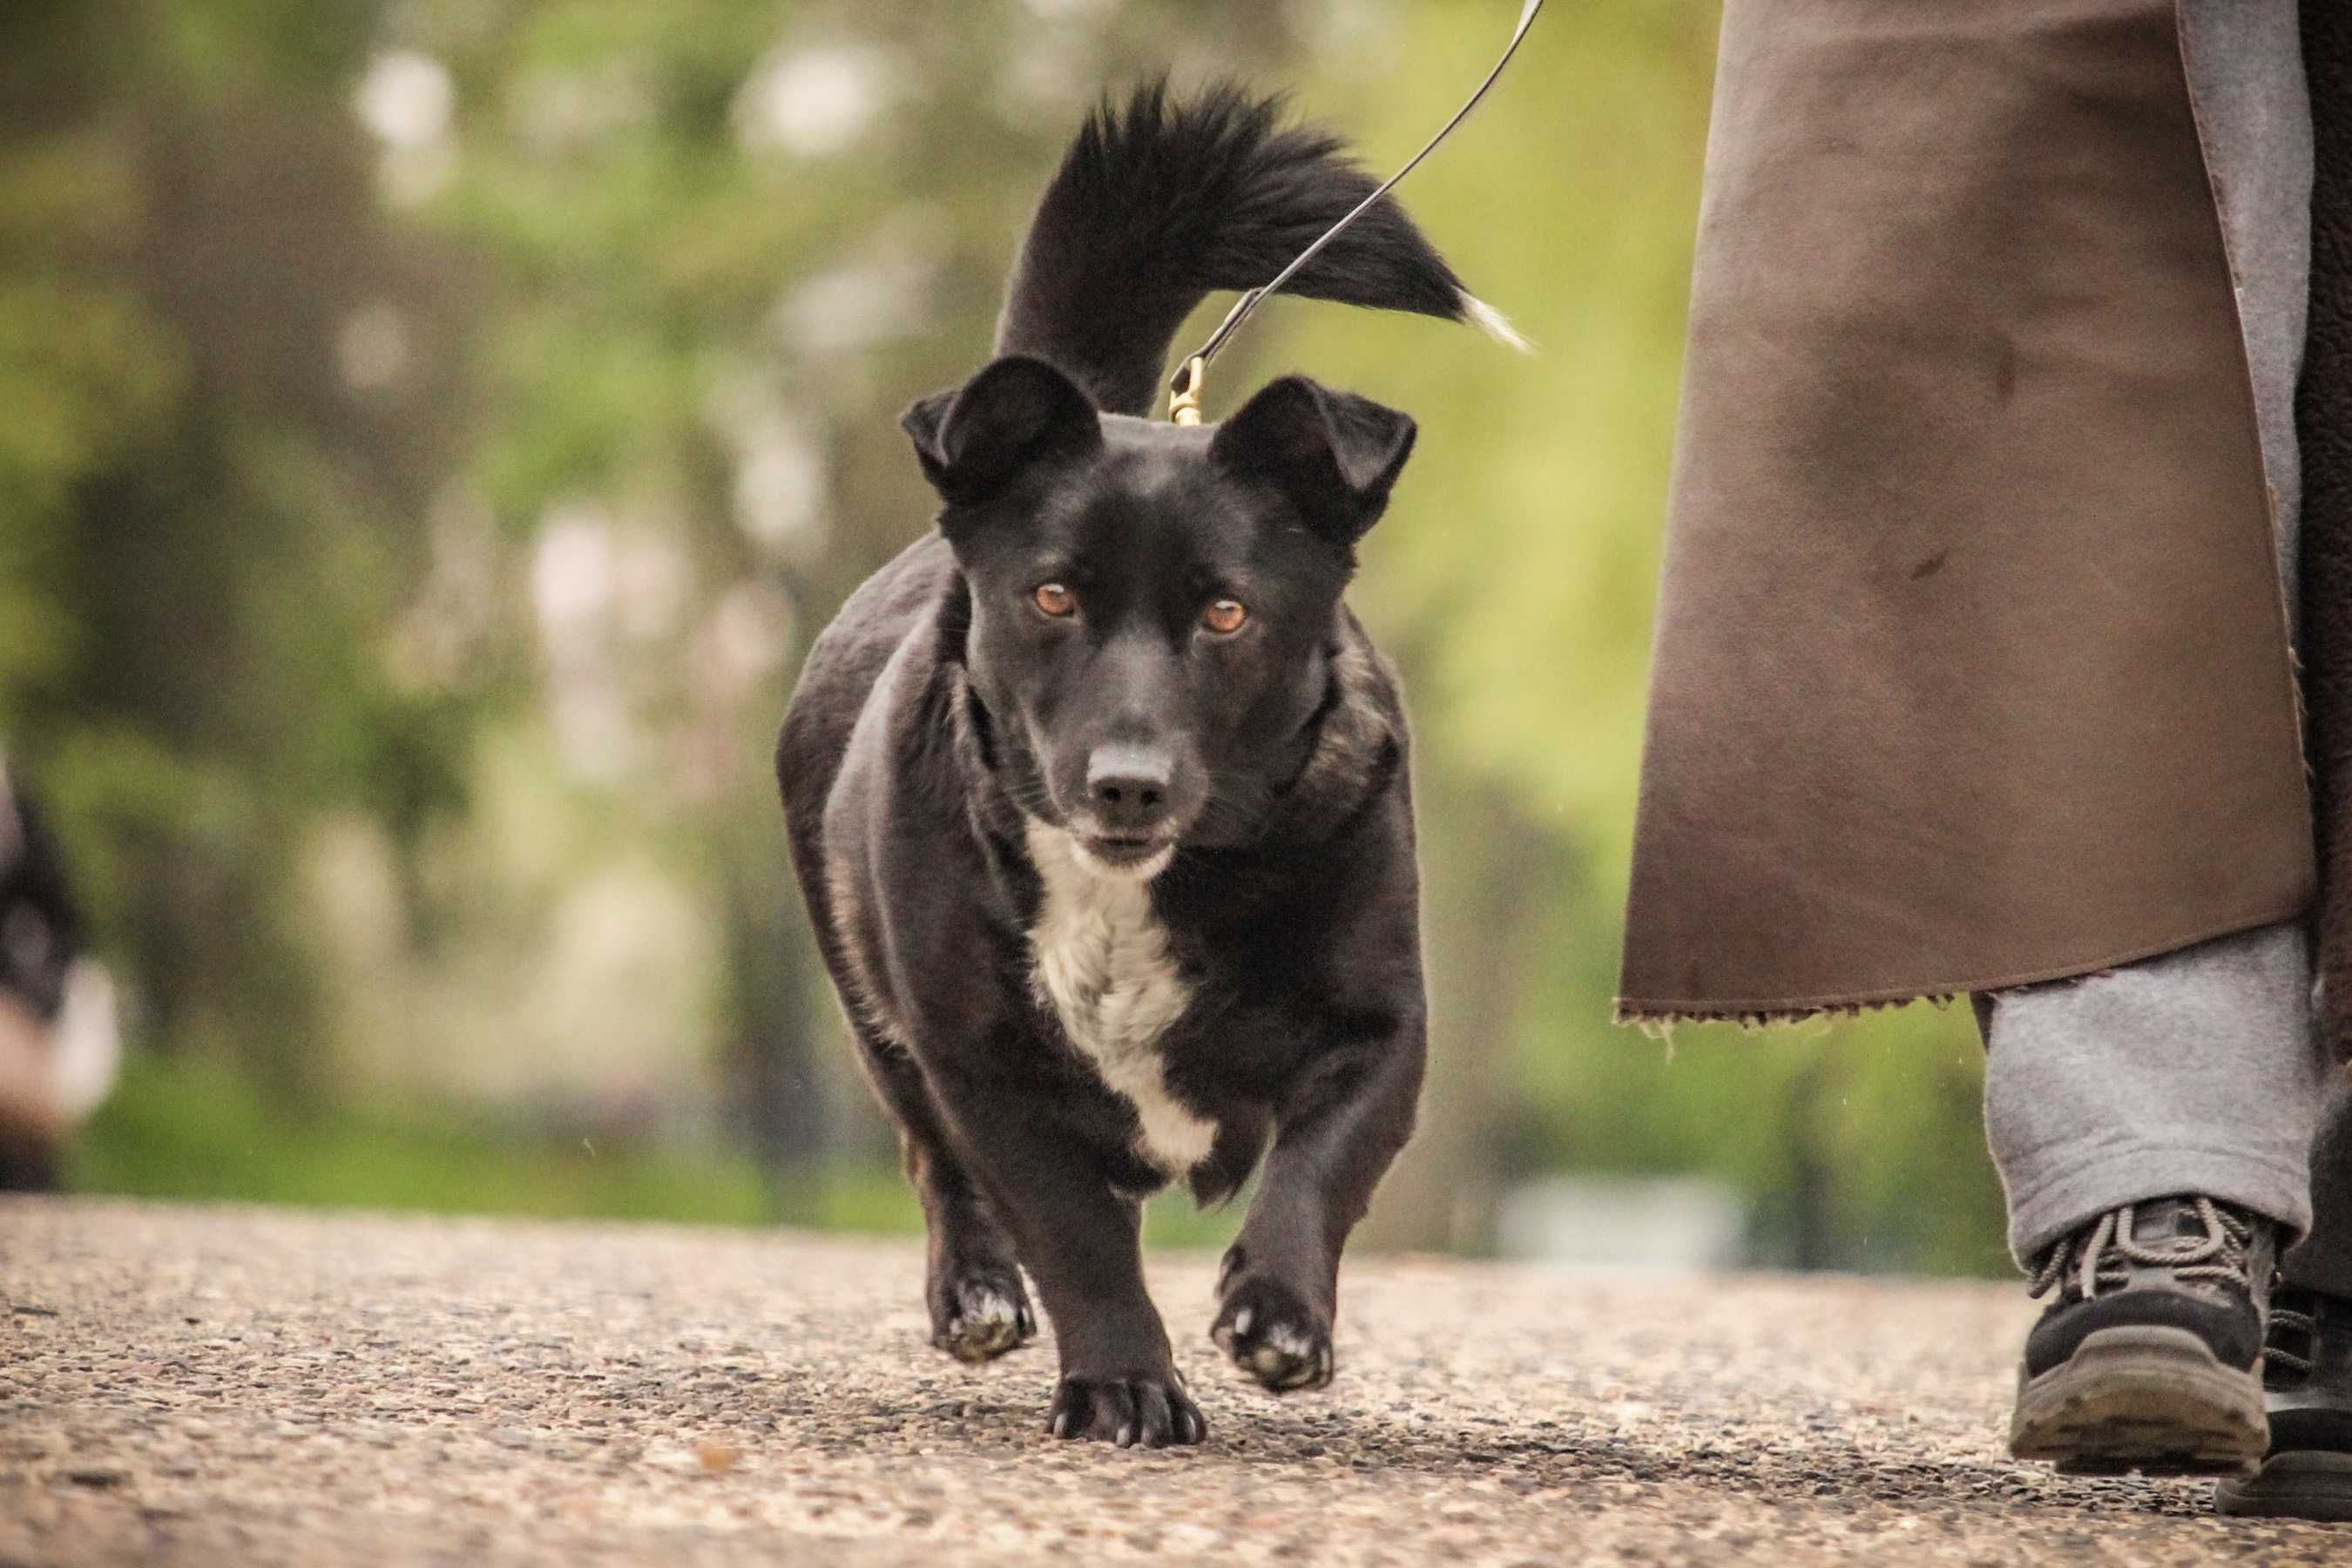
[2, 1198, 2345, 1565]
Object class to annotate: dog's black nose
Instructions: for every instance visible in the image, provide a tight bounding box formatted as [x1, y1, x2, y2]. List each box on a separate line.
[1086, 745, 1173, 832]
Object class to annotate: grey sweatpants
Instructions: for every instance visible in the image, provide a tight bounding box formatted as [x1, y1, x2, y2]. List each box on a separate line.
[1983, 0, 2352, 1292]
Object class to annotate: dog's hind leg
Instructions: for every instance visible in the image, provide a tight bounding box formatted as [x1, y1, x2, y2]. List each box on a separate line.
[1211, 1024, 1426, 1393]
[847, 1026, 1036, 1363]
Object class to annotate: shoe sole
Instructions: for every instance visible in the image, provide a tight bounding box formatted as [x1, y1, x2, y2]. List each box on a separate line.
[2009, 1324, 2266, 1477]
[2215, 1451, 2352, 1521]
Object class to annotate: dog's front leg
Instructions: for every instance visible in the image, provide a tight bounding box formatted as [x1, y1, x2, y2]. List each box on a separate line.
[1213, 1027, 1426, 1392]
[938, 1082, 1204, 1447]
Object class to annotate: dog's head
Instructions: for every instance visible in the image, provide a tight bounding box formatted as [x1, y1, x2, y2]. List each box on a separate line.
[904, 355, 1413, 876]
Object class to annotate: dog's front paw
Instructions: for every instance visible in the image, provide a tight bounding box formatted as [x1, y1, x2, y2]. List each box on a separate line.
[930, 1267, 1037, 1364]
[1046, 1369, 1206, 1448]
[1212, 1271, 1334, 1392]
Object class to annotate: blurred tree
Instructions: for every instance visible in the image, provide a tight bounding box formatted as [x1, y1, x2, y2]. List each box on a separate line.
[395, 0, 1313, 1206]
[17, 0, 2017, 1272]
[0, 0, 476, 1098]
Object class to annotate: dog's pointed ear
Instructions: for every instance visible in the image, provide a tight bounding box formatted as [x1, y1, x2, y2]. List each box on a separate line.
[902, 356, 1101, 508]
[1208, 376, 1416, 544]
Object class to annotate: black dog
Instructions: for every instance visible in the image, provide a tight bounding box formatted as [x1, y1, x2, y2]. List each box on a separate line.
[0, 760, 116, 1190]
[779, 82, 1515, 1447]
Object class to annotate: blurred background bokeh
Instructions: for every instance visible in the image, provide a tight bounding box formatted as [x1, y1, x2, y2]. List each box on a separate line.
[0, 0, 2005, 1274]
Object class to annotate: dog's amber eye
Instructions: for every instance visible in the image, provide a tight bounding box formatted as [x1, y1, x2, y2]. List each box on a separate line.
[1201, 598, 1248, 635]
[1032, 583, 1076, 618]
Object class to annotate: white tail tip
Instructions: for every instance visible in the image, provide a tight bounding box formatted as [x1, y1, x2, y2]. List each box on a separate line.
[1460, 293, 1532, 354]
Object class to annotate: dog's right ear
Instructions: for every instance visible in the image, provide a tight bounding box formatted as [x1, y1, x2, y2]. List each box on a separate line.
[901, 356, 1101, 509]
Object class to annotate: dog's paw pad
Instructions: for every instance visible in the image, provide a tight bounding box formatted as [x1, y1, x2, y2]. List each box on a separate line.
[1046, 1369, 1206, 1448]
[935, 1274, 1036, 1364]
[1212, 1276, 1333, 1393]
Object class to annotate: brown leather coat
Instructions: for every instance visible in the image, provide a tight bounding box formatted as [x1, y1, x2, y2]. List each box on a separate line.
[1618, 0, 2317, 1023]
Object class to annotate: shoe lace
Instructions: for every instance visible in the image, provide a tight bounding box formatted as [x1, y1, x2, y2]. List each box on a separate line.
[2026, 1197, 2254, 1302]
[2266, 1305, 2317, 1376]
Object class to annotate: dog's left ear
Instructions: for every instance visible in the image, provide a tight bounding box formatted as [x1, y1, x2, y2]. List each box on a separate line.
[1209, 375, 1417, 545]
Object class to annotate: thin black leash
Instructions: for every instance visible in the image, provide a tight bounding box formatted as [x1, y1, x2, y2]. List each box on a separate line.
[1166, 0, 1546, 425]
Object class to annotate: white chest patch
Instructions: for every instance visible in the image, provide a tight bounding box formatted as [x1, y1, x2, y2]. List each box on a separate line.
[1024, 821, 1216, 1175]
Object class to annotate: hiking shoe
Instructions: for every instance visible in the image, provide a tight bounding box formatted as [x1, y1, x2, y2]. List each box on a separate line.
[2215, 1284, 2352, 1520]
[2009, 1195, 2272, 1477]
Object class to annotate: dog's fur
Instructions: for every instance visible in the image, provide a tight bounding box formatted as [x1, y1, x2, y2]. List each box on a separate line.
[778, 82, 1507, 1447]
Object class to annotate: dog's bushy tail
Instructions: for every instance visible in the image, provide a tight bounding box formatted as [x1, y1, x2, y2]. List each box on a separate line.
[994, 80, 1522, 417]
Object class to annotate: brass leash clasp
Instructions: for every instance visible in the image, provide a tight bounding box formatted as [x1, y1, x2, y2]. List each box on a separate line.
[1169, 355, 1206, 426]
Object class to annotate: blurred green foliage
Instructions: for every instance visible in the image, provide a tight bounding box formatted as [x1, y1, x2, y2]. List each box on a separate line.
[71, 1050, 1248, 1247]
[71, 1050, 774, 1224]
[8, 0, 2006, 1274]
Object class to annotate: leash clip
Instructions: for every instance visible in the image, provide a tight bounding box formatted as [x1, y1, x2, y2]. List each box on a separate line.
[1169, 355, 1207, 426]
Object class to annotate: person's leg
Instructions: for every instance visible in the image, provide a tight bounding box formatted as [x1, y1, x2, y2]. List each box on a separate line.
[1985, 925, 2324, 1268]
[1985, 926, 2322, 1473]
[2216, 1078, 2352, 1517]
[2286, 1083, 2352, 1295]
[1990, 0, 2320, 1262]
[1984, 0, 2317, 1477]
